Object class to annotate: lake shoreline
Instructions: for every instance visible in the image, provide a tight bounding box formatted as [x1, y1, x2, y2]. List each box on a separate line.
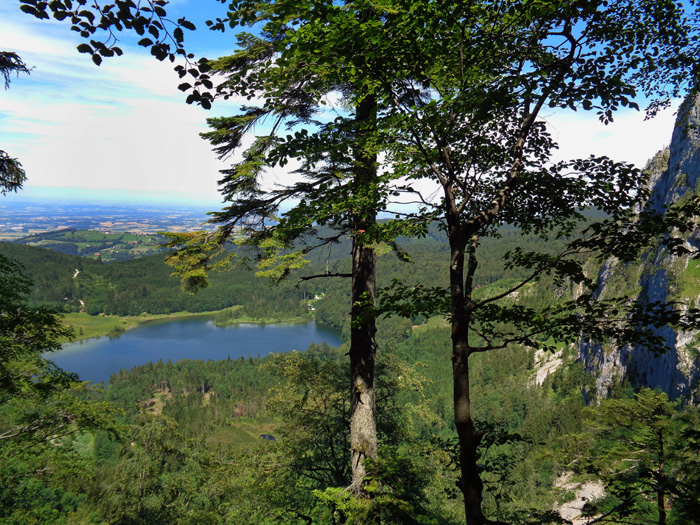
[61, 309, 315, 343]
[52, 316, 344, 385]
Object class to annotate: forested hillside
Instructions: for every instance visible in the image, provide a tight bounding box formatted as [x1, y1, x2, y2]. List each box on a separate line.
[0, 242, 310, 318]
[0, 226, 569, 339]
[2, 219, 699, 523]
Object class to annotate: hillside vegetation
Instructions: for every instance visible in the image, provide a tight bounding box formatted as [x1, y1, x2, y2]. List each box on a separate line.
[2, 227, 699, 523]
[0, 224, 568, 334]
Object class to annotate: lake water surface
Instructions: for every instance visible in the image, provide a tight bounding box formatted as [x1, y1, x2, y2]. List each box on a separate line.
[49, 317, 344, 384]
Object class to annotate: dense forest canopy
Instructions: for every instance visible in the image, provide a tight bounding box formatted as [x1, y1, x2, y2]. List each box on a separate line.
[2, 239, 700, 523]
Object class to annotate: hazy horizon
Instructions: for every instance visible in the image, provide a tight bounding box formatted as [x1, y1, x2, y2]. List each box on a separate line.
[1, 185, 223, 208]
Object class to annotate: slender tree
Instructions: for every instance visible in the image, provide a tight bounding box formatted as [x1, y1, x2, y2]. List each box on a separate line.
[24, 1, 700, 521]
[573, 389, 682, 525]
[360, 1, 700, 523]
[169, 1, 700, 521]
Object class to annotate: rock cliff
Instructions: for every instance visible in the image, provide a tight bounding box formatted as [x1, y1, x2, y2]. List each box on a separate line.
[579, 95, 700, 402]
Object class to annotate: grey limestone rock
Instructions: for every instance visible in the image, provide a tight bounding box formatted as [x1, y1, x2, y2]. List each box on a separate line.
[580, 94, 700, 402]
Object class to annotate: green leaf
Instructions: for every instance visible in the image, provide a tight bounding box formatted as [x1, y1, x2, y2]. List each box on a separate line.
[180, 19, 196, 31]
[76, 43, 92, 54]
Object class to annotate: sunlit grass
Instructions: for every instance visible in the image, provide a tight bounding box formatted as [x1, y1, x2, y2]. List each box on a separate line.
[59, 311, 219, 342]
[205, 417, 279, 449]
[678, 259, 700, 301]
[213, 305, 309, 327]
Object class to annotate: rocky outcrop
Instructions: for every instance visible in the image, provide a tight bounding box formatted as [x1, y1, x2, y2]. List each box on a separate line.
[649, 95, 700, 214]
[579, 95, 700, 402]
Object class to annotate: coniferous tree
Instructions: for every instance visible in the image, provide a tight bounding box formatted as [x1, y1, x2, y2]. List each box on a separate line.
[165, 1, 428, 495]
[169, 2, 700, 522]
[567, 389, 700, 525]
[0, 51, 29, 194]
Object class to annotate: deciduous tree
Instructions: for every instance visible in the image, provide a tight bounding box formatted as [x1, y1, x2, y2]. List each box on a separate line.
[22, 1, 700, 522]
[357, 1, 700, 523]
[171, 2, 700, 521]
[0, 253, 121, 521]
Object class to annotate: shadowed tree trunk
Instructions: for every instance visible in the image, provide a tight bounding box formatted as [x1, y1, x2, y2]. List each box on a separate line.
[349, 93, 379, 491]
[450, 232, 502, 525]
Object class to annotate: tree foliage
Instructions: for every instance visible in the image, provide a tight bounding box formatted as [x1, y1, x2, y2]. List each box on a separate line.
[564, 389, 700, 525]
[15, 1, 700, 522]
[338, 2, 700, 522]
[165, 1, 700, 521]
[0, 51, 29, 90]
[0, 253, 120, 522]
[166, 0, 436, 494]
[0, 51, 30, 195]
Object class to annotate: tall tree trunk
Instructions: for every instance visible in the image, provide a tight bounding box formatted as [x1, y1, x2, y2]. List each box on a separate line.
[349, 93, 378, 491]
[450, 234, 507, 525]
[349, 233, 377, 488]
[454, 335, 488, 524]
[450, 234, 487, 524]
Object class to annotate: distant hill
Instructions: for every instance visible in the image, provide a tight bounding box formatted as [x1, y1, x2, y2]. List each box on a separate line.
[12, 229, 168, 262]
[0, 242, 312, 319]
[0, 222, 569, 322]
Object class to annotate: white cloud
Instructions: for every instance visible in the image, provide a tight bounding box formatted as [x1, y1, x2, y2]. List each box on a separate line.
[545, 104, 678, 168]
[0, 6, 238, 201]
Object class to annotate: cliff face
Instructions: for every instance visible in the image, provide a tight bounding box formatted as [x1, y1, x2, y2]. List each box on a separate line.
[579, 95, 700, 402]
[649, 95, 700, 214]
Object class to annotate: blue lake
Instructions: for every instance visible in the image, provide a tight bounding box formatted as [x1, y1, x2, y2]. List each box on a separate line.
[48, 317, 344, 384]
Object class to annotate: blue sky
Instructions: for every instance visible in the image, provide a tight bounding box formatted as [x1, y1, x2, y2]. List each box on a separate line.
[0, 1, 681, 206]
[0, 1, 246, 204]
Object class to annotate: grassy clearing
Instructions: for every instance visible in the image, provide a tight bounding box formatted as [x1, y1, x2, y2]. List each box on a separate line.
[205, 417, 279, 449]
[472, 278, 535, 303]
[212, 306, 309, 327]
[61, 307, 313, 343]
[60, 311, 219, 343]
[679, 259, 700, 300]
[413, 316, 450, 332]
